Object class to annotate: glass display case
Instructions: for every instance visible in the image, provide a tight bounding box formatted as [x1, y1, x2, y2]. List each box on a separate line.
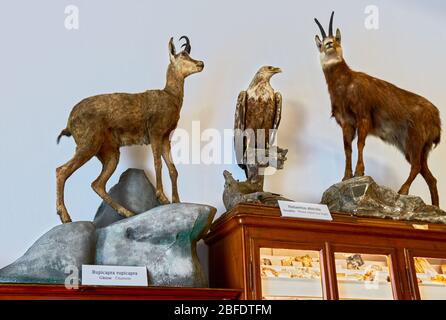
[334, 252, 393, 300]
[260, 248, 323, 300]
[205, 204, 446, 300]
[413, 257, 446, 300]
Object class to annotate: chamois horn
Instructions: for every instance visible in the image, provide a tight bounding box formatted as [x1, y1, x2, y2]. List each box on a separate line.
[314, 18, 327, 39]
[179, 35, 191, 54]
[329, 11, 335, 37]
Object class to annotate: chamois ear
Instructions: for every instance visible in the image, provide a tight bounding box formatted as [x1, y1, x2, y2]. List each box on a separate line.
[315, 35, 323, 51]
[336, 28, 342, 43]
[168, 37, 176, 61]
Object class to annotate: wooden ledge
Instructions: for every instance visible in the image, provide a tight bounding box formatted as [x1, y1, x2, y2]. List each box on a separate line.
[0, 284, 241, 300]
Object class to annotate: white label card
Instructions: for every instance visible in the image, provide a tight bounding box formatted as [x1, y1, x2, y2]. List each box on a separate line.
[278, 201, 333, 221]
[82, 265, 148, 287]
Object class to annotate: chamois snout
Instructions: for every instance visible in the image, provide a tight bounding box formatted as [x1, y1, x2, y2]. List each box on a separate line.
[196, 61, 204, 71]
[325, 41, 334, 49]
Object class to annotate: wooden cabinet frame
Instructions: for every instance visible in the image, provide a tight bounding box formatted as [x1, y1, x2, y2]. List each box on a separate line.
[205, 204, 446, 300]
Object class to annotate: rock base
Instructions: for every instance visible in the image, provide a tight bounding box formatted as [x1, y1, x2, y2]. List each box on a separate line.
[0, 204, 215, 286]
[94, 168, 160, 228]
[222, 170, 291, 211]
[0, 222, 95, 284]
[321, 176, 446, 224]
[96, 203, 215, 287]
[0, 169, 215, 287]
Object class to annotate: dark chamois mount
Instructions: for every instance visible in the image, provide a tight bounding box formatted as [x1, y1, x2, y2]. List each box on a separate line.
[315, 12, 441, 207]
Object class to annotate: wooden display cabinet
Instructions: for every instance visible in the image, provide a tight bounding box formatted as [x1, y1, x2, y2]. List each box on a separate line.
[204, 204, 446, 300]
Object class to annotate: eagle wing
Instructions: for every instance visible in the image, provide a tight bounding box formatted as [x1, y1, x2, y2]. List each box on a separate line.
[234, 91, 248, 173]
[234, 91, 247, 131]
[273, 92, 282, 130]
[270, 92, 282, 144]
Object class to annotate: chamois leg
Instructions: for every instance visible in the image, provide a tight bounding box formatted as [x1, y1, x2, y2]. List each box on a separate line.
[342, 124, 356, 181]
[398, 155, 422, 196]
[56, 147, 97, 223]
[354, 119, 370, 177]
[92, 148, 135, 218]
[420, 147, 439, 207]
[161, 138, 180, 203]
[151, 140, 170, 204]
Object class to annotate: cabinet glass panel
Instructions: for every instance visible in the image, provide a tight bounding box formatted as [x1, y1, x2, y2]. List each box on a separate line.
[334, 252, 393, 300]
[260, 248, 323, 300]
[413, 257, 446, 300]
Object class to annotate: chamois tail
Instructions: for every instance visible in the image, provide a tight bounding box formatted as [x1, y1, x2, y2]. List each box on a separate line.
[57, 129, 72, 144]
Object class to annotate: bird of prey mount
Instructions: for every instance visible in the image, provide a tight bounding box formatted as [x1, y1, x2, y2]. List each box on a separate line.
[223, 66, 290, 211]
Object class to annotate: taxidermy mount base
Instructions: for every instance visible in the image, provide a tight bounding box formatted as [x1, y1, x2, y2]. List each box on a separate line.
[0, 169, 214, 287]
[322, 176, 446, 224]
[223, 146, 290, 211]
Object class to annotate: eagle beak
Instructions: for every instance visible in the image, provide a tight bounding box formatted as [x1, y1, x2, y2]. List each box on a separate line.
[273, 67, 282, 74]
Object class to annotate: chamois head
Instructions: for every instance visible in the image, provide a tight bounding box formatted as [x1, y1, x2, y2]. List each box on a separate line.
[168, 36, 204, 78]
[314, 12, 343, 68]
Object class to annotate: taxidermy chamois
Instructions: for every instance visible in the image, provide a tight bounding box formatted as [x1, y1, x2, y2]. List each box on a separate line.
[56, 36, 204, 223]
[315, 12, 441, 206]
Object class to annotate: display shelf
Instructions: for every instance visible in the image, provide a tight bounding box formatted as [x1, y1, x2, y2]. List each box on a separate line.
[412, 257, 446, 300]
[337, 279, 393, 300]
[418, 283, 446, 300]
[261, 278, 323, 300]
[0, 284, 241, 300]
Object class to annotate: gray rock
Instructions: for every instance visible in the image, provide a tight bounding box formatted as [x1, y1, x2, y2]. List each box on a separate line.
[0, 222, 95, 284]
[94, 168, 160, 228]
[321, 176, 446, 224]
[96, 203, 216, 287]
[223, 170, 291, 211]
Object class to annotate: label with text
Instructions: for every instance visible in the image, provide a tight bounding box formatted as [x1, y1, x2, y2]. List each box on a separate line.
[82, 265, 148, 287]
[278, 201, 332, 221]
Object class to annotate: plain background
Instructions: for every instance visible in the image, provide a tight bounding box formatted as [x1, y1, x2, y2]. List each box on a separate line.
[0, 0, 445, 274]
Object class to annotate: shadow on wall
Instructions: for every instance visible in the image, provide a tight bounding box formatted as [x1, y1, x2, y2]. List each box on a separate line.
[121, 145, 156, 183]
[265, 95, 403, 202]
[118, 100, 411, 207]
[266, 98, 307, 195]
[312, 136, 403, 193]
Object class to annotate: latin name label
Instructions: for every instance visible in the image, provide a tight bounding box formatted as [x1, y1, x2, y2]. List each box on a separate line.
[82, 265, 148, 286]
[278, 201, 333, 221]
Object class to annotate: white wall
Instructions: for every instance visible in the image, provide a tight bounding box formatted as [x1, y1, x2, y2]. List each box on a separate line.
[0, 0, 445, 268]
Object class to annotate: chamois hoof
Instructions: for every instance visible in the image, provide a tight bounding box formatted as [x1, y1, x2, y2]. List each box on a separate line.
[159, 198, 171, 205]
[398, 188, 409, 196]
[60, 216, 73, 224]
[57, 209, 72, 224]
[156, 192, 170, 205]
[118, 208, 136, 218]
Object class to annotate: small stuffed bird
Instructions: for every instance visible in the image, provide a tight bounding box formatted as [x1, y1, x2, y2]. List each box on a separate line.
[234, 66, 283, 179]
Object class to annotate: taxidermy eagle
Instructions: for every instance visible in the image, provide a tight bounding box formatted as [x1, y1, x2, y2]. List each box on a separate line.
[234, 66, 283, 179]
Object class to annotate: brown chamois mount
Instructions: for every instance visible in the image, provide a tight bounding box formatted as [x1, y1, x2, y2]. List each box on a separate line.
[56, 36, 204, 224]
[315, 12, 441, 207]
